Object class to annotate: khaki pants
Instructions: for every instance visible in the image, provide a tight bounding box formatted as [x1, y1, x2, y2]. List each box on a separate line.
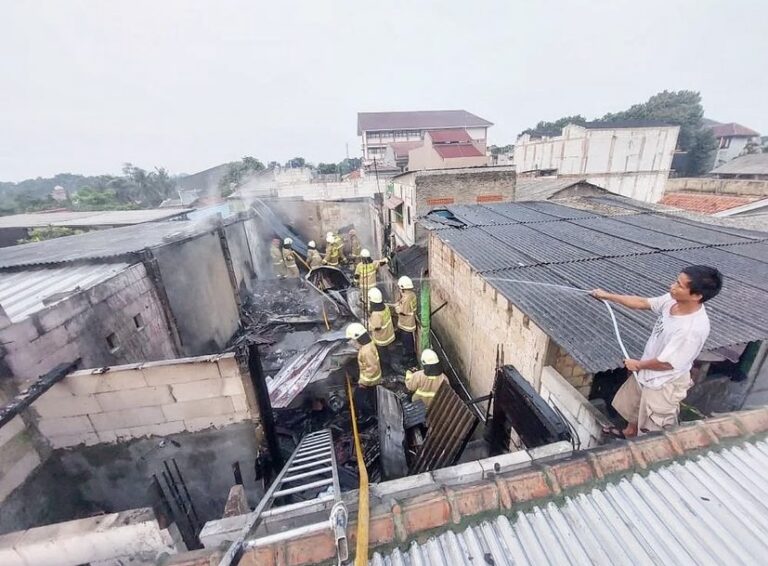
[612, 373, 692, 433]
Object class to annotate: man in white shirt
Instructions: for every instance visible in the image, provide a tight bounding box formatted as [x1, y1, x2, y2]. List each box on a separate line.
[592, 265, 723, 438]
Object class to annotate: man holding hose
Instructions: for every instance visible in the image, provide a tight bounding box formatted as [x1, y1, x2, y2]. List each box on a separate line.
[592, 265, 722, 438]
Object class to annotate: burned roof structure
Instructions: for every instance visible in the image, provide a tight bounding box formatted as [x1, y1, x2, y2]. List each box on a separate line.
[427, 196, 768, 374]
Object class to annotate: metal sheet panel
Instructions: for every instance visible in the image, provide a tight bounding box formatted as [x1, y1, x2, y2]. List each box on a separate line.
[372, 439, 768, 566]
[0, 263, 132, 322]
[480, 224, 599, 264]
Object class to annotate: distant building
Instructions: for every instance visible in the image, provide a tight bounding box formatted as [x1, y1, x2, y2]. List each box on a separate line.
[386, 165, 516, 247]
[514, 121, 680, 202]
[357, 110, 493, 163]
[50, 185, 68, 202]
[707, 121, 761, 169]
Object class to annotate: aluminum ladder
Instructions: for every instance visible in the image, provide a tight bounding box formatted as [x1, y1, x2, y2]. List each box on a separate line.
[218, 429, 348, 565]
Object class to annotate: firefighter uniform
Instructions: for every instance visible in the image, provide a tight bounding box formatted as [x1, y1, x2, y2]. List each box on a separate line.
[349, 231, 362, 262]
[323, 234, 341, 266]
[357, 342, 382, 387]
[270, 240, 285, 278]
[405, 349, 448, 408]
[307, 246, 323, 268]
[368, 304, 395, 347]
[282, 239, 300, 278]
[394, 278, 418, 364]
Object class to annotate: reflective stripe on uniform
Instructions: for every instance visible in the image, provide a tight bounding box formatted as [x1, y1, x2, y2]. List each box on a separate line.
[415, 390, 435, 397]
[359, 372, 382, 386]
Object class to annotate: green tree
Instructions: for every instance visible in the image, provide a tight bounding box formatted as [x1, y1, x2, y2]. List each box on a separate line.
[218, 156, 266, 196]
[521, 115, 587, 137]
[20, 226, 84, 243]
[286, 157, 306, 168]
[316, 163, 338, 174]
[339, 158, 362, 175]
[72, 187, 138, 210]
[489, 144, 514, 156]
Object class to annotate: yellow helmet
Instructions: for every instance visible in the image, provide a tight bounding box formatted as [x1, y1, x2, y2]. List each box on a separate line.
[398, 276, 414, 290]
[345, 322, 367, 340]
[421, 349, 439, 365]
[367, 287, 383, 304]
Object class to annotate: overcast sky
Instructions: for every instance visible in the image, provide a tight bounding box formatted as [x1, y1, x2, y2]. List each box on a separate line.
[1, 0, 766, 182]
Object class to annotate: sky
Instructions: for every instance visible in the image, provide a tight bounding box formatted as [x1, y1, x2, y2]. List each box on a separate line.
[1, 0, 766, 182]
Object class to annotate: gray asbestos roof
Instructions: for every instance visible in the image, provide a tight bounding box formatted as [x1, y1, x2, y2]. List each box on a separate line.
[0, 209, 192, 229]
[515, 177, 605, 201]
[711, 153, 768, 176]
[0, 219, 217, 269]
[430, 196, 768, 374]
[371, 438, 768, 565]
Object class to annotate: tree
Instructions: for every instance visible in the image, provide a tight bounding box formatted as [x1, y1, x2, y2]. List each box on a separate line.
[218, 156, 266, 196]
[72, 187, 138, 210]
[489, 144, 514, 156]
[521, 115, 587, 137]
[286, 157, 306, 168]
[316, 163, 338, 175]
[20, 226, 84, 243]
[338, 158, 362, 176]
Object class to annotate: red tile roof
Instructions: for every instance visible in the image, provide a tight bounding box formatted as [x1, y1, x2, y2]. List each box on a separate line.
[709, 122, 760, 138]
[429, 129, 472, 143]
[434, 144, 484, 159]
[659, 192, 759, 214]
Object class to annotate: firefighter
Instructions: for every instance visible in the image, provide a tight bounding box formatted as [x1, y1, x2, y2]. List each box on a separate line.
[348, 229, 362, 263]
[405, 349, 448, 409]
[282, 238, 300, 278]
[333, 232, 347, 265]
[306, 240, 323, 269]
[367, 287, 395, 371]
[346, 322, 381, 417]
[322, 233, 341, 267]
[394, 276, 418, 365]
[354, 249, 388, 290]
[270, 238, 285, 278]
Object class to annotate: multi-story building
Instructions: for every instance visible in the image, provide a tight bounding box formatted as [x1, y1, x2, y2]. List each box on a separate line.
[514, 121, 680, 202]
[707, 121, 761, 169]
[357, 110, 493, 163]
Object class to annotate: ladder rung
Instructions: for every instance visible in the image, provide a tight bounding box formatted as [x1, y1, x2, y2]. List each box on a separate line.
[296, 442, 328, 453]
[282, 466, 333, 483]
[294, 446, 332, 459]
[288, 457, 333, 473]
[273, 477, 333, 497]
[301, 435, 329, 445]
[292, 452, 332, 465]
[262, 494, 336, 518]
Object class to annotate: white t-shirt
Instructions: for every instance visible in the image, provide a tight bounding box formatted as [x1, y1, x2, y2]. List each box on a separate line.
[636, 293, 710, 389]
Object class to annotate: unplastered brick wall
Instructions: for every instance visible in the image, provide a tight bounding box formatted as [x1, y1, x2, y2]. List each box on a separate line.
[539, 366, 607, 448]
[413, 167, 516, 216]
[429, 234, 552, 396]
[29, 353, 255, 449]
[550, 344, 592, 397]
[0, 262, 177, 387]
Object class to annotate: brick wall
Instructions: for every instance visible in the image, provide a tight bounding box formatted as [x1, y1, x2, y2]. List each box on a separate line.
[429, 234, 551, 396]
[29, 353, 254, 449]
[539, 366, 607, 448]
[412, 168, 516, 217]
[0, 263, 177, 387]
[550, 344, 592, 397]
[666, 177, 768, 197]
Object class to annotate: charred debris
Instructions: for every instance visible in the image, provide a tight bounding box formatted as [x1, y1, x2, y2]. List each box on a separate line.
[226, 253, 573, 490]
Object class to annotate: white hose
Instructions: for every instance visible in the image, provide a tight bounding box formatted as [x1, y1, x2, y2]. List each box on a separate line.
[601, 299, 638, 378]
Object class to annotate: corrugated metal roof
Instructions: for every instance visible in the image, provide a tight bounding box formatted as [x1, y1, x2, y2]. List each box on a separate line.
[0, 209, 192, 228]
[0, 263, 132, 322]
[371, 439, 768, 566]
[0, 219, 211, 269]
[433, 200, 768, 373]
[434, 144, 484, 158]
[429, 129, 472, 143]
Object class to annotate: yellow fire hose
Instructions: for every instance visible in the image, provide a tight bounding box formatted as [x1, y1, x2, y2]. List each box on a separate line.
[345, 375, 369, 565]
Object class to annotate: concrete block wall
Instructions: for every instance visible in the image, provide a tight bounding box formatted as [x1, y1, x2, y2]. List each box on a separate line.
[29, 353, 254, 449]
[0, 408, 43, 505]
[0, 263, 177, 387]
[0, 507, 184, 566]
[666, 177, 768, 197]
[429, 234, 551, 397]
[539, 366, 607, 448]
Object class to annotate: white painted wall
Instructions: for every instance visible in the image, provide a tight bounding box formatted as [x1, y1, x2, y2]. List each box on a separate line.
[713, 136, 760, 169]
[515, 124, 680, 202]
